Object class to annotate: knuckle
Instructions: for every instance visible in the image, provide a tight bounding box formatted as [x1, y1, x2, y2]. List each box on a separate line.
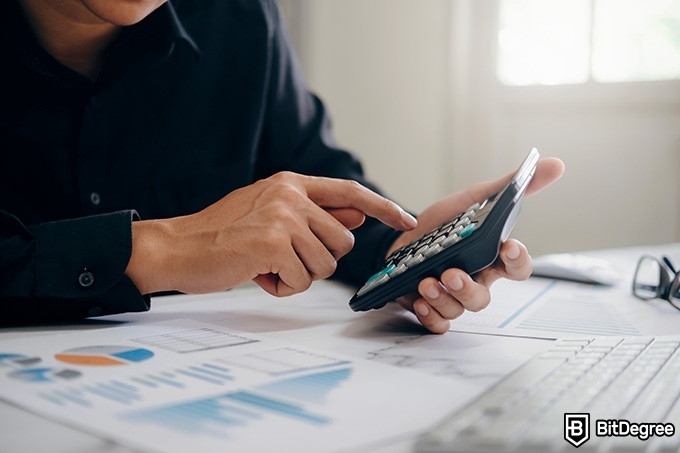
[270, 170, 296, 183]
[260, 228, 286, 251]
[272, 184, 302, 204]
[337, 231, 355, 256]
[517, 266, 533, 281]
[268, 201, 299, 226]
[316, 259, 337, 280]
[328, 259, 338, 274]
[344, 179, 365, 198]
[380, 197, 394, 215]
[466, 292, 491, 312]
[298, 275, 313, 292]
[426, 319, 451, 335]
[348, 179, 363, 191]
[448, 303, 466, 319]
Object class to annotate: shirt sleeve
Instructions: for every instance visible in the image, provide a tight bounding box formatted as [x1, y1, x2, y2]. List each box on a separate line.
[253, 0, 407, 287]
[0, 209, 150, 324]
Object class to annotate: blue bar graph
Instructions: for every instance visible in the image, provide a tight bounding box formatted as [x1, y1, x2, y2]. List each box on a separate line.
[225, 391, 330, 425]
[257, 367, 353, 404]
[124, 367, 353, 438]
[37, 361, 236, 407]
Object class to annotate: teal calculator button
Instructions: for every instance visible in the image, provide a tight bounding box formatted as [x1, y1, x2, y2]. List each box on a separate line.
[365, 264, 396, 284]
[460, 223, 476, 238]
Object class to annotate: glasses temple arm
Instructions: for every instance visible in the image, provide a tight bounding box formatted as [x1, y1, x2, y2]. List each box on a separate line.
[662, 256, 679, 275]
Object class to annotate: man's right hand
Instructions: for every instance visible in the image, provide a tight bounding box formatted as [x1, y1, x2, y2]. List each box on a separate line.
[125, 171, 416, 297]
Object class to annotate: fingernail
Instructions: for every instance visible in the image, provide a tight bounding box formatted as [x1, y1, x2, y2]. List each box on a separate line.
[415, 302, 430, 317]
[446, 275, 463, 291]
[425, 285, 440, 299]
[506, 241, 520, 260]
[400, 209, 417, 228]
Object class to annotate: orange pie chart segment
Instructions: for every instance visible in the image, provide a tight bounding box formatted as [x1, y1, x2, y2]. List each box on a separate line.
[55, 346, 154, 366]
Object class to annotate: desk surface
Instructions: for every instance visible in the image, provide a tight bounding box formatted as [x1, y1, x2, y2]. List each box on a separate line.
[1, 242, 678, 453]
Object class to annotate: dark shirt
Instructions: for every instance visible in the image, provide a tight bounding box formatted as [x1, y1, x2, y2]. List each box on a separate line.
[0, 0, 400, 324]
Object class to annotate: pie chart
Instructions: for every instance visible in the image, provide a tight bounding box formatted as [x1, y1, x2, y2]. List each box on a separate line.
[0, 353, 41, 368]
[55, 345, 154, 366]
[8, 367, 81, 383]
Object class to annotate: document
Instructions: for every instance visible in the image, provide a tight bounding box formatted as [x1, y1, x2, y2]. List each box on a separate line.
[0, 319, 476, 453]
[449, 277, 680, 339]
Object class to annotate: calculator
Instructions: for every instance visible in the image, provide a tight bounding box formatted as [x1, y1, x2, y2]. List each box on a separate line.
[349, 148, 540, 312]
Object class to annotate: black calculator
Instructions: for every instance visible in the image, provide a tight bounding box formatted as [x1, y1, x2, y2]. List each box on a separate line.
[349, 148, 540, 311]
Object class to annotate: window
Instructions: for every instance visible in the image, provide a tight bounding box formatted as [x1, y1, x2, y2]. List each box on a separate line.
[497, 0, 680, 86]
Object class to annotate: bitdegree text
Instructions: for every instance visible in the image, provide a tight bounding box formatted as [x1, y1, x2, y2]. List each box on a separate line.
[596, 419, 675, 441]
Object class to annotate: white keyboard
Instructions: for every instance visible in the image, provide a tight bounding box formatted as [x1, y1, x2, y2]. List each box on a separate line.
[416, 336, 680, 453]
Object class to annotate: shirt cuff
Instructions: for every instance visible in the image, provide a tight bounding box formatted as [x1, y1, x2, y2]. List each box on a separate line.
[26, 210, 149, 317]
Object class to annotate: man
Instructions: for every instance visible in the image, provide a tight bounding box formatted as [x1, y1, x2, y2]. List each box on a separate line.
[0, 0, 564, 333]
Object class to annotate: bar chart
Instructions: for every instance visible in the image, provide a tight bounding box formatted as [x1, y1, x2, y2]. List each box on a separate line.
[125, 367, 353, 439]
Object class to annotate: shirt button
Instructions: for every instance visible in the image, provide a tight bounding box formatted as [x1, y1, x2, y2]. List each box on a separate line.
[78, 271, 95, 288]
[90, 192, 101, 206]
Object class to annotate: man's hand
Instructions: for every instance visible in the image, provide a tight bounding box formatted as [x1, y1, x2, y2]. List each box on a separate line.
[390, 157, 565, 334]
[126, 171, 417, 297]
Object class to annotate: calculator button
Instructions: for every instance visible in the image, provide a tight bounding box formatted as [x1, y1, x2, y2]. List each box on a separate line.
[395, 254, 412, 269]
[369, 273, 390, 287]
[356, 285, 370, 297]
[421, 231, 437, 243]
[423, 243, 443, 258]
[403, 254, 425, 267]
[365, 264, 396, 285]
[442, 234, 460, 248]
[390, 263, 408, 277]
[430, 234, 448, 247]
[386, 248, 407, 264]
[459, 223, 477, 238]
[451, 224, 465, 235]
[463, 203, 481, 219]
[357, 271, 393, 296]
[438, 225, 453, 236]
[456, 217, 471, 228]
[415, 244, 430, 257]
[385, 255, 399, 267]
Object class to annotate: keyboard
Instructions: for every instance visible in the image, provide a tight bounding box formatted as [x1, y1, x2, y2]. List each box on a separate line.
[416, 336, 680, 453]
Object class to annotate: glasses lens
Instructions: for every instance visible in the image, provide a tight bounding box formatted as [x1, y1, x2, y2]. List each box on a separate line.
[633, 256, 662, 300]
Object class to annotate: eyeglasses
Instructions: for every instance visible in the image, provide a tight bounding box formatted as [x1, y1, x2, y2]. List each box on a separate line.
[632, 255, 680, 310]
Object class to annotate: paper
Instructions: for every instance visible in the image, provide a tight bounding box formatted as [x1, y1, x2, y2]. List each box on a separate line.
[0, 319, 478, 453]
[450, 277, 680, 339]
[103, 281, 549, 389]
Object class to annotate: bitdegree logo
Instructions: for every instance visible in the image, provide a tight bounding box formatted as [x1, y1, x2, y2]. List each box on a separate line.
[596, 419, 675, 441]
[564, 413, 676, 448]
[565, 413, 590, 447]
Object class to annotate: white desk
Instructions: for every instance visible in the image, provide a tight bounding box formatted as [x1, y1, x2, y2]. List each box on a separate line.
[1, 243, 678, 453]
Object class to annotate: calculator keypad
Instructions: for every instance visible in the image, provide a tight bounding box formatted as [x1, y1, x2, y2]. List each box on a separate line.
[356, 201, 486, 297]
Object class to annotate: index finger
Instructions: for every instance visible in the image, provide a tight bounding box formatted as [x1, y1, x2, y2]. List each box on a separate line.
[302, 176, 417, 231]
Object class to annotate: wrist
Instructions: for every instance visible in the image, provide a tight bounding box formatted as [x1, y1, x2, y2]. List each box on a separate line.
[125, 219, 174, 294]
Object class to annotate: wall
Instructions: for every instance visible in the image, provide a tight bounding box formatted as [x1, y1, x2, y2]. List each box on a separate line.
[278, 0, 680, 255]
[279, 0, 452, 211]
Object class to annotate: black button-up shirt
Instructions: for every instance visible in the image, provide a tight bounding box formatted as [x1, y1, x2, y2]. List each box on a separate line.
[0, 0, 400, 323]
